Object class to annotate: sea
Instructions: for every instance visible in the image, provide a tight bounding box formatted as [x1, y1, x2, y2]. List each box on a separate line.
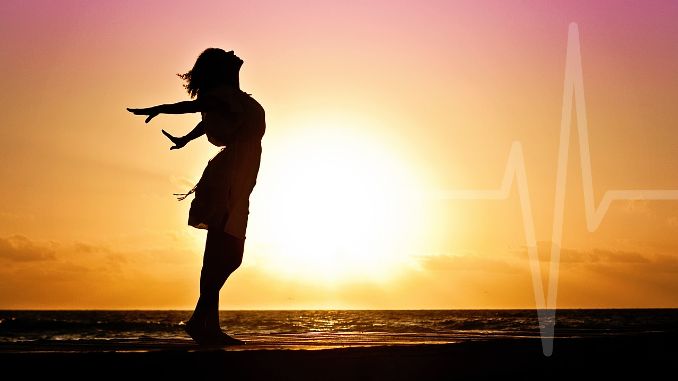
[1, 309, 676, 351]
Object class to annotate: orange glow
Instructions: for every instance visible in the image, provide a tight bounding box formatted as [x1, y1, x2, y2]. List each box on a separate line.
[250, 119, 429, 284]
[1, 1, 678, 309]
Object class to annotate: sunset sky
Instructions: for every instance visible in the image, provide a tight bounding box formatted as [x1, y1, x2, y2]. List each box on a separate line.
[1, 0, 677, 309]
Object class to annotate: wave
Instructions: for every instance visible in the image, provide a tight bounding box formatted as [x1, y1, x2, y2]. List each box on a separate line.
[1, 309, 676, 344]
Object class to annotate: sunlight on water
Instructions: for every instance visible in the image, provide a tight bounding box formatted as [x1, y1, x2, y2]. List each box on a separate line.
[1, 310, 676, 351]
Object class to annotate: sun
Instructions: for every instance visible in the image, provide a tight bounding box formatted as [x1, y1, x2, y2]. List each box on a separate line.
[249, 121, 429, 284]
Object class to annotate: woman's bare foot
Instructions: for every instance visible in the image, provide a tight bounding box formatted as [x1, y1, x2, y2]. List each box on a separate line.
[184, 319, 210, 345]
[214, 330, 245, 345]
[185, 319, 244, 346]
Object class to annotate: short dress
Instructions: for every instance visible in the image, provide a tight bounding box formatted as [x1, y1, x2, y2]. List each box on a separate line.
[182, 85, 265, 240]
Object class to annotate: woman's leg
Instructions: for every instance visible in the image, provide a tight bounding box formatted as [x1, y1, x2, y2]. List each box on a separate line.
[187, 227, 244, 342]
[200, 229, 244, 332]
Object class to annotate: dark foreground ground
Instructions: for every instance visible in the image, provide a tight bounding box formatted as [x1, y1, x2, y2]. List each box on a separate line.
[1, 333, 676, 380]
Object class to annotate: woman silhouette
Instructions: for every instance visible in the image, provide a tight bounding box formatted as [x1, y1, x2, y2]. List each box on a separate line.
[127, 48, 265, 345]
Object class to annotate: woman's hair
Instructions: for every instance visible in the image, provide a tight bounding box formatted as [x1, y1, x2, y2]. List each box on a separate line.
[177, 48, 244, 99]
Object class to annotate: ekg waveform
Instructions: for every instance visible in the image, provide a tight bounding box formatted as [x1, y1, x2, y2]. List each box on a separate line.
[441, 23, 678, 356]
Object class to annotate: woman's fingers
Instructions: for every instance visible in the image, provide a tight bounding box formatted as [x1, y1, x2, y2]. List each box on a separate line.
[127, 107, 147, 114]
[161, 129, 176, 141]
[170, 141, 186, 150]
[145, 113, 158, 123]
[162, 130, 186, 150]
[127, 107, 157, 122]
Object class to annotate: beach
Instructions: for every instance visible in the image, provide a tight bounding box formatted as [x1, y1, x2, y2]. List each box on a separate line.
[1, 334, 676, 380]
[1, 310, 677, 379]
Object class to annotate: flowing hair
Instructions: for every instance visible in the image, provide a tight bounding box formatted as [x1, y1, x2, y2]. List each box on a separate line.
[177, 48, 243, 99]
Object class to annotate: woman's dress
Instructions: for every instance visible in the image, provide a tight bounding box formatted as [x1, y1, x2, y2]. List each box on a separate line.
[184, 85, 265, 240]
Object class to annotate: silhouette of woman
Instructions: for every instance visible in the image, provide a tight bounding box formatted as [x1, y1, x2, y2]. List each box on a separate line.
[127, 49, 265, 345]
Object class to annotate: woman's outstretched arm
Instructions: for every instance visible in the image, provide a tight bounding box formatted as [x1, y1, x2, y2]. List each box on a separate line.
[128, 97, 217, 123]
[161, 121, 206, 150]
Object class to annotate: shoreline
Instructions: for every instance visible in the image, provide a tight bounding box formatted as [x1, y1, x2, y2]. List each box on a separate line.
[1, 333, 676, 379]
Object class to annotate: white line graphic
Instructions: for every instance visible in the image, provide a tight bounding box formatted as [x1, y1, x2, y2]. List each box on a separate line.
[440, 23, 678, 356]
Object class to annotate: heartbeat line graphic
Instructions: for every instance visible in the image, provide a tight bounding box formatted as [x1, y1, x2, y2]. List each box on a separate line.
[440, 23, 678, 356]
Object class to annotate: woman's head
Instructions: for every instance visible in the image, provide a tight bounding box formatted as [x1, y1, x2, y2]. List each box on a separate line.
[178, 48, 244, 98]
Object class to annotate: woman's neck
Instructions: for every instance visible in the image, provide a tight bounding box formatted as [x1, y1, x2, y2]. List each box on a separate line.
[226, 76, 240, 90]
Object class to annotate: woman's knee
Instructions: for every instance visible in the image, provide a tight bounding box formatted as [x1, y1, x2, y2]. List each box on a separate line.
[203, 230, 244, 275]
[202, 253, 241, 277]
[223, 233, 245, 271]
[226, 254, 243, 273]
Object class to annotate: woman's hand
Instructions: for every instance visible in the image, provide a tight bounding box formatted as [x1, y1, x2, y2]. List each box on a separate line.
[127, 106, 160, 123]
[161, 129, 189, 150]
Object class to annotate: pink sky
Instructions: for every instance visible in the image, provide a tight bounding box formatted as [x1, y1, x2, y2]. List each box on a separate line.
[1, 1, 677, 309]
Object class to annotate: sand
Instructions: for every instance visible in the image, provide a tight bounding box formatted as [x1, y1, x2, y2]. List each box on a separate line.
[1, 333, 676, 380]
